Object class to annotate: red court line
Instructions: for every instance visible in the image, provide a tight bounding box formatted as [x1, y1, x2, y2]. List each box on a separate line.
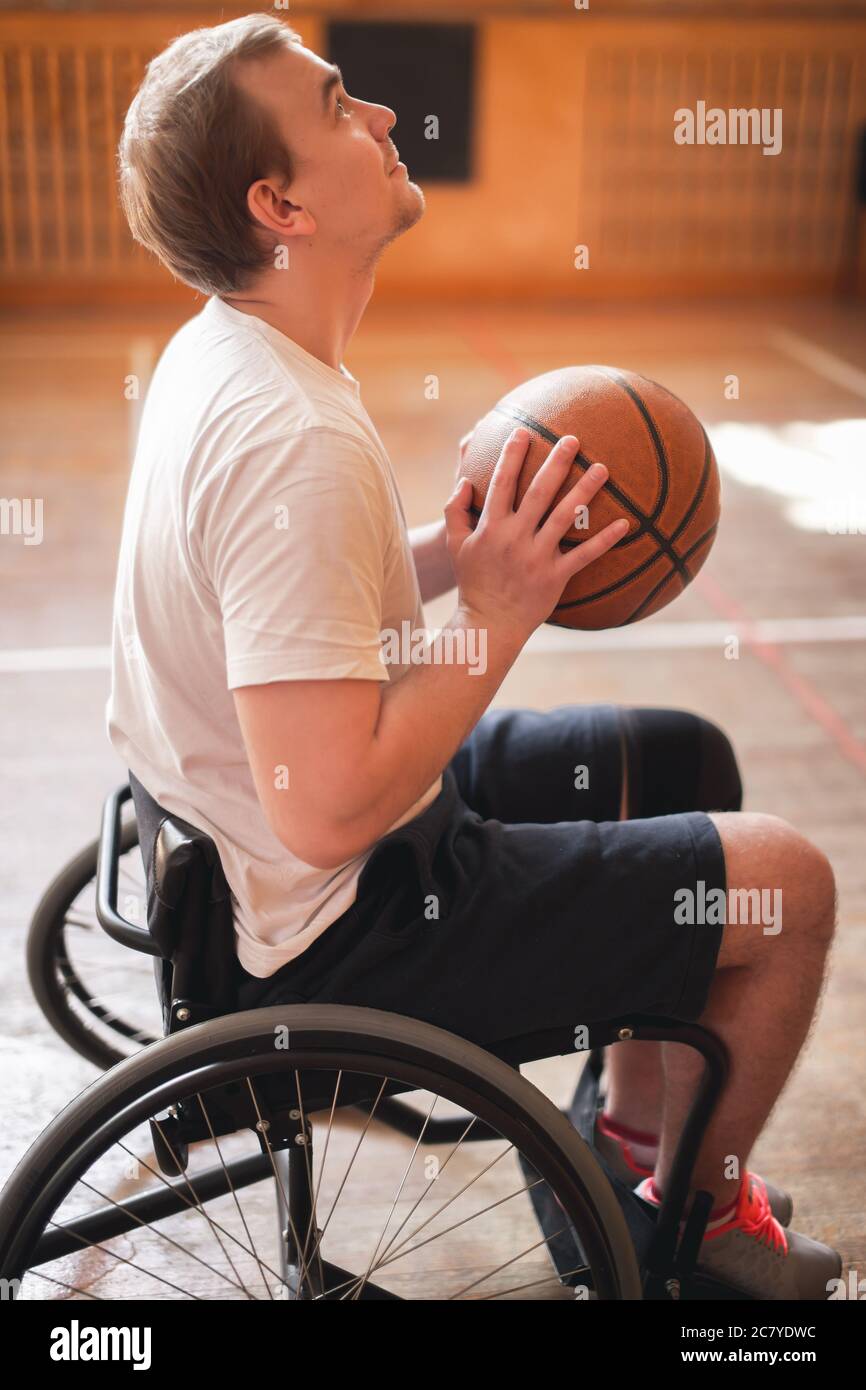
[696, 572, 866, 780]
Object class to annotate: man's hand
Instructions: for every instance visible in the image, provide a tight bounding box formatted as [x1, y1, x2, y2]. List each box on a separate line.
[446, 427, 629, 641]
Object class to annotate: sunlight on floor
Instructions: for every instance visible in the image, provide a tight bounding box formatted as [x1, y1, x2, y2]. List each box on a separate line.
[710, 418, 866, 535]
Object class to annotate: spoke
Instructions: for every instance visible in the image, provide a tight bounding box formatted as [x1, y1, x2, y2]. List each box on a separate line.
[448, 1227, 571, 1300]
[347, 1092, 440, 1300]
[78, 1179, 252, 1296]
[303, 1076, 389, 1278]
[383, 1137, 515, 1266]
[290, 1070, 327, 1293]
[370, 1110, 482, 1268]
[64, 913, 97, 930]
[194, 1095, 277, 1299]
[142, 1118, 256, 1300]
[244, 1076, 319, 1296]
[307, 1069, 342, 1233]
[63, 961, 147, 977]
[47, 1217, 203, 1299]
[27, 1268, 105, 1300]
[116, 1134, 280, 1295]
[473, 1264, 593, 1300]
[377, 1176, 547, 1273]
[65, 1000, 153, 1043]
[316, 1174, 557, 1302]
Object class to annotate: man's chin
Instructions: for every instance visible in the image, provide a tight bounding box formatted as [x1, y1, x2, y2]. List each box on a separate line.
[394, 179, 425, 231]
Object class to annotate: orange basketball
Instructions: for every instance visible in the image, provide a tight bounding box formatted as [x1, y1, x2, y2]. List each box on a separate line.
[461, 365, 720, 630]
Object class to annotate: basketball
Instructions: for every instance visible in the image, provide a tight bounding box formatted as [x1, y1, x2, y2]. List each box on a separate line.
[460, 365, 720, 630]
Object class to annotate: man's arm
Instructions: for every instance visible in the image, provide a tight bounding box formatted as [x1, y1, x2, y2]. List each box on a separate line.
[409, 518, 454, 602]
[233, 431, 629, 870]
[234, 604, 520, 869]
[408, 426, 480, 603]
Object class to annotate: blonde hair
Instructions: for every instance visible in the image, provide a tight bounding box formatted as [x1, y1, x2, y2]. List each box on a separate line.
[119, 15, 301, 295]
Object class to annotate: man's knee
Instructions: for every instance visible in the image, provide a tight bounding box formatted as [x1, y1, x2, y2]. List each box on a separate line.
[712, 811, 837, 966]
[621, 707, 743, 817]
[695, 715, 743, 814]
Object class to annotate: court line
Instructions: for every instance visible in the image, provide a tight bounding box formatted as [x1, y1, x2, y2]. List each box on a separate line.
[0, 645, 112, 673]
[527, 614, 866, 653]
[768, 328, 866, 403]
[1, 616, 865, 672]
[696, 575, 866, 779]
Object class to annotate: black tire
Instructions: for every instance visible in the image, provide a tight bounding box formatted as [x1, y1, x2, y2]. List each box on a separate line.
[26, 823, 159, 1070]
[0, 1005, 644, 1301]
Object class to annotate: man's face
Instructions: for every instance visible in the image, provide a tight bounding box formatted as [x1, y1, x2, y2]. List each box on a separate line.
[237, 40, 425, 256]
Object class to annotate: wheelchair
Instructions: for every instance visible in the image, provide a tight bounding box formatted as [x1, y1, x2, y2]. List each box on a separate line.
[1, 781, 752, 1301]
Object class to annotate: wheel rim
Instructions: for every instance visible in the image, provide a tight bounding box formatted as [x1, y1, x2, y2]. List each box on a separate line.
[0, 1010, 641, 1301]
[28, 824, 160, 1067]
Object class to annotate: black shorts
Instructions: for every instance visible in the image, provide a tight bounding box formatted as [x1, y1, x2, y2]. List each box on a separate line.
[234, 703, 729, 1045]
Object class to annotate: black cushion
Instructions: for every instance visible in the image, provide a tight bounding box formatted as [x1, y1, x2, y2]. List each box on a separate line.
[129, 771, 238, 1030]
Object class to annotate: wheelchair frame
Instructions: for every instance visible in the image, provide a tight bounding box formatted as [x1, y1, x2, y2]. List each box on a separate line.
[4, 783, 741, 1301]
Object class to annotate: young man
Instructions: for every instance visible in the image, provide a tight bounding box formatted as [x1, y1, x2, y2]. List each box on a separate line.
[108, 15, 840, 1298]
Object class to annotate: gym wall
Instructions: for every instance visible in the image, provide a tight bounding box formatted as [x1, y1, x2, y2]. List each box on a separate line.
[0, 0, 864, 306]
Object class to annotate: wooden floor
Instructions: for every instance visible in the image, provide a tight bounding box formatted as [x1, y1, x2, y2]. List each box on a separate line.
[1, 296, 864, 1298]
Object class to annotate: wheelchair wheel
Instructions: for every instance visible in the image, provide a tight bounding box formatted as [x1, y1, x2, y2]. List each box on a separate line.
[27, 823, 161, 1070]
[0, 1005, 643, 1301]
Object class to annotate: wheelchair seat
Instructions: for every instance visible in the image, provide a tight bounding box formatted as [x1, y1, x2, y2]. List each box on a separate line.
[128, 770, 238, 1033]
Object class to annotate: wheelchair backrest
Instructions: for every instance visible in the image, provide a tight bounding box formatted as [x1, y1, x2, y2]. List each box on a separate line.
[129, 771, 238, 1033]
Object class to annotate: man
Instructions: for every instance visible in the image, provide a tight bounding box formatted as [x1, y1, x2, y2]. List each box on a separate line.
[108, 14, 840, 1298]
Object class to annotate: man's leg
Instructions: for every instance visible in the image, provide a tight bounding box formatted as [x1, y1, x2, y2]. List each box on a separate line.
[656, 810, 837, 1208]
[603, 709, 745, 1142]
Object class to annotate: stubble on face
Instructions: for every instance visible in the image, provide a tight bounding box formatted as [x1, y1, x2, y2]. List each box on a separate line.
[355, 175, 425, 277]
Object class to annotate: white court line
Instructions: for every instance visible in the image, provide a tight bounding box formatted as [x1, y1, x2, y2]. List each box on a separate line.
[1, 616, 865, 673]
[526, 615, 866, 653]
[768, 328, 866, 403]
[0, 645, 112, 673]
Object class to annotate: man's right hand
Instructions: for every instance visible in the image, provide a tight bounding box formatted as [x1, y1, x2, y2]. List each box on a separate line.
[444, 427, 630, 640]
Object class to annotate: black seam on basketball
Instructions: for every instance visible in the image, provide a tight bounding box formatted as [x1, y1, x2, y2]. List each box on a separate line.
[552, 518, 718, 619]
[489, 404, 690, 580]
[551, 542, 667, 608]
[681, 521, 718, 564]
[669, 427, 714, 545]
[619, 565, 679, 626]
[616, 521, 719, 625]
[592, 367, 669, 522]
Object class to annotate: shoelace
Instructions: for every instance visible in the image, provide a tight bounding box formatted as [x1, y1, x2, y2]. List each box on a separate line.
[716, 1173, 789, 1255]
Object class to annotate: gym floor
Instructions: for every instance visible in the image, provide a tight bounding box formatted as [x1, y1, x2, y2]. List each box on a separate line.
[1, 295, 864, 1284]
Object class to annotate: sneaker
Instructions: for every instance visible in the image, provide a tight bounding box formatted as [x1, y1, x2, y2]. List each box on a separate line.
[635, 1171, 842, 1300]
[593, 1109, 794, 1226]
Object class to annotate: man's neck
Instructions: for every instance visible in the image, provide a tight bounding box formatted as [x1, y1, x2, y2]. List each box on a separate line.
[222, 263, 374, 372]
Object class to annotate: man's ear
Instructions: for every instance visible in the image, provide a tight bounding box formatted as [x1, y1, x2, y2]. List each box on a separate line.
[246, 177, 316, 239]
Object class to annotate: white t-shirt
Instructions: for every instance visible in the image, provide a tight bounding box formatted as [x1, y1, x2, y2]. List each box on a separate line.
[107, 295, 441, 978]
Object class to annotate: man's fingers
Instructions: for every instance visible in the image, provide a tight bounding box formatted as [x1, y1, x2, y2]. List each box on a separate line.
[444, 477, 475, 549]
[482, 428, 531, 520]
[540, 460, 612, 541]
[517, 435, 581, 530]
[559, 516, 630, 577]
